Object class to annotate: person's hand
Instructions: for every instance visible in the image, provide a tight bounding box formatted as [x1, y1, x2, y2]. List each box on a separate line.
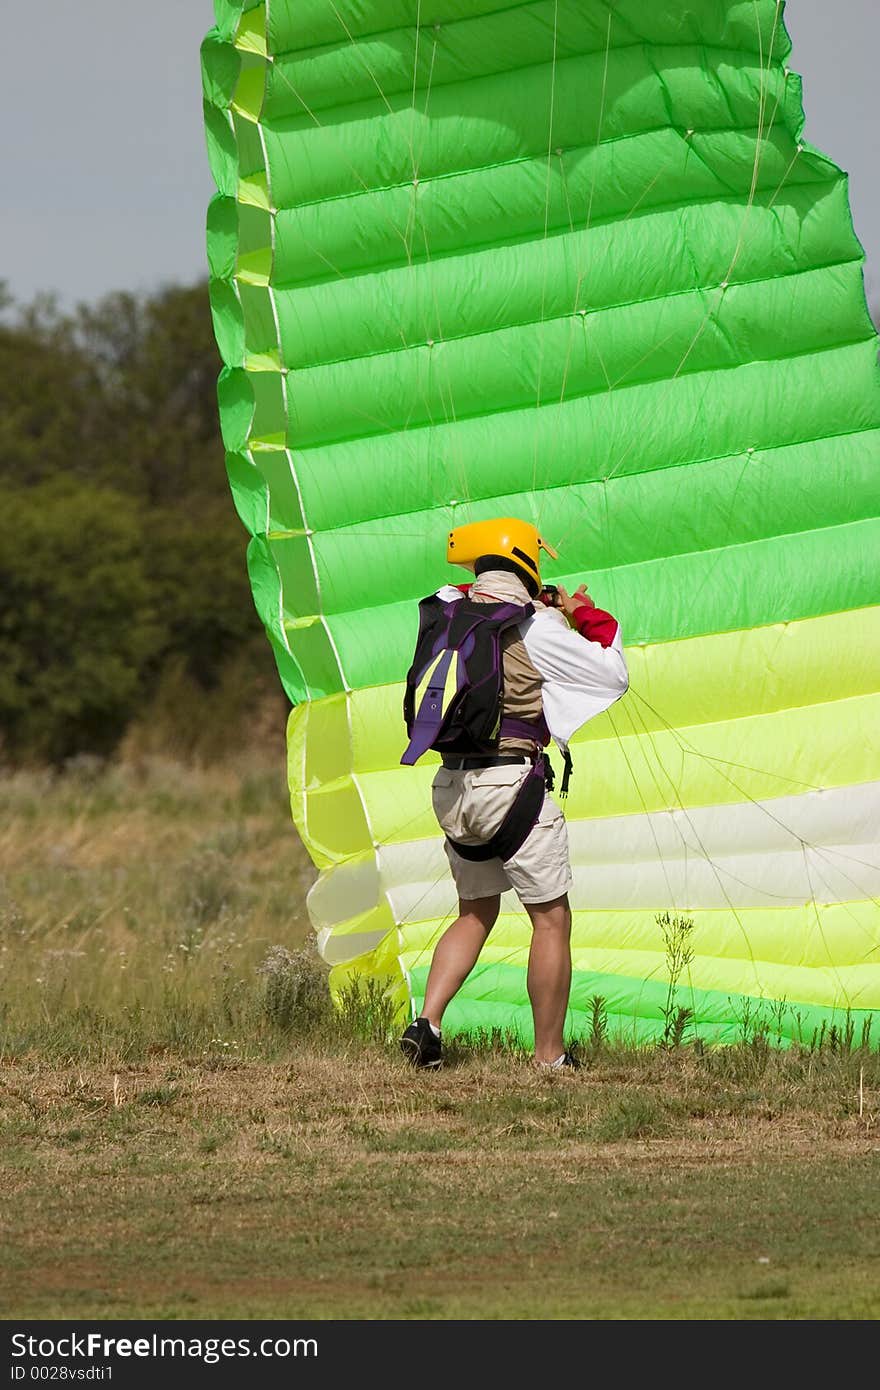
[557, 583, 595, 626]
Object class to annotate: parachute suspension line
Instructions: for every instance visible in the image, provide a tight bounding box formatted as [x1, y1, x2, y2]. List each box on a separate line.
[612, 702, 693, 887]
[757, 0, 788, 150]
[664, 0, 777, 384]
[321, 6, 462, 479]
[393, 884, 462, 981]
[395, 9, 454, 503]
[409, 0, 422, 116]
[574, 3, 615, 358]
[268, 50, 460, 455]
[766, 146, 804, 210]
[413, 29, 474, 519]
[605, 706, 680, 911]
[801, 847, 880, 946]
[583, 8, 614, 246]
[626, 680, 824, 915]
[406, 905, 460, 982]
[379, 754, 874, 1020]
[390, 7, 844, 1009]
[385, 755, 876, 1009]
[629, 687, 880, 921]
[393, 884, 460, 982]
[598, 156, 807, 495]
[622, 694, 815, 905]
[401, 0, 423, 277]
[631, 681, 880, 911]
[537, 8, 615, 537]
[529, 0, 561, 509]
[440, 702, 681, 1015]
[800, 845, 855, 1011]
[811, 843, 880, 886]
[710, 0, 780, 297]
[325, 0, 394, 114]
[599, 476, 618, 612]
[269, 72, 408, 255]
[548, 7, 736, 535]
[617, 697, 763, 989]
[555, 149, 612, 411]
[378, 5, 470, 519]
[678, 2, 781, 369]
[558, 141, 681, 412]
[265, 44, 422, 281]
[595, 0, 789, 490]
[630, 686, 821, 797]
[271, 21, 468, 535]
[371, 724, 876, 921]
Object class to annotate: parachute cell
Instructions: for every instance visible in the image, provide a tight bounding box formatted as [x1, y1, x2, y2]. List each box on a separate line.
[202, 0, 880, 1043]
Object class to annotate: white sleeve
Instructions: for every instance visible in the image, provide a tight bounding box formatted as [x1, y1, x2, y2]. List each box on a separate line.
[522, 608, 629, 750]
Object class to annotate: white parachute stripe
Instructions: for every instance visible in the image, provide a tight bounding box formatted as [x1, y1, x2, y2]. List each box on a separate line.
[378, 781, 880, 919]
[565, 780, 880, 862]
[317, 925, 390, 965]
[383, 842, 880, 918]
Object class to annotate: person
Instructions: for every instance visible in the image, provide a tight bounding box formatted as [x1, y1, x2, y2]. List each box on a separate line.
[399, 517, 629, 1070]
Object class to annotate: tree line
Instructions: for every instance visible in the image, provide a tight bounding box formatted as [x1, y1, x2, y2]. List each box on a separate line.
[0, 281, 281, 765]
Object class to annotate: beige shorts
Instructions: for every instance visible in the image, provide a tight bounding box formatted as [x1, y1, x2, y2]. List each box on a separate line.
[431, 760, 573, 906]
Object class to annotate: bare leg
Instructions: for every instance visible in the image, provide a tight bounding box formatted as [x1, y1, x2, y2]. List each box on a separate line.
[422, 895, 500, 1029]
[525, 893, 572, 1062]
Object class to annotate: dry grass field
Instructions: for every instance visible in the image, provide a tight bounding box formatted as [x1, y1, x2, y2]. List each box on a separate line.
[1, 760, 879, 1320]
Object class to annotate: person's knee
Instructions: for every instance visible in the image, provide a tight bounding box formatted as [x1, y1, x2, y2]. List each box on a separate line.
[459, 895, 501, 931]
[525, 893, 571, 934]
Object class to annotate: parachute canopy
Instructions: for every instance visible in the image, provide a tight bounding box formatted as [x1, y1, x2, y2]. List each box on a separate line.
[202, 0, 880, 1044]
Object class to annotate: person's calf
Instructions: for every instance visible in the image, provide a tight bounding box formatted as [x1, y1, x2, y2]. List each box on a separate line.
[421, 894, 500, 1029]
[524, 894, 572, 1063]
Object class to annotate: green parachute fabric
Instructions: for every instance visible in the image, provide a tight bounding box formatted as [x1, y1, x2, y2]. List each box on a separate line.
[202, 0, 880, 1045]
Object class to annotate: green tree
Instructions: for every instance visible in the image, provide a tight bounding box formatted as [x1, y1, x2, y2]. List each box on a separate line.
[0, 480, 161, 761]
[0, 281, 280, 764]
[0, 293, 102, 488]
[143, 499, 266, 691]
[74, 283, 224, 502]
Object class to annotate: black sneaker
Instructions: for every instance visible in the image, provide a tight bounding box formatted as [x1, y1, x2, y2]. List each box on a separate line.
[539, 1049, 581, 1071]
[400, 1017, 442, 1069]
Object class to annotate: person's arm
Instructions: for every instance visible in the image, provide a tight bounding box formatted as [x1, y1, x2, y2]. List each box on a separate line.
[567, 600, 619, 649]
[530, 606, 627, 695]
[523, 585, 628, 747]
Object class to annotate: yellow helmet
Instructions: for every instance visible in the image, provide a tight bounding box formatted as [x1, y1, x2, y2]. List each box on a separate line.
[446, 517, 559, 595]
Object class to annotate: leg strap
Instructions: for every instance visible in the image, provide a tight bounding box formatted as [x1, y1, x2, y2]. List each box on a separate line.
[446, 757, 546, 863]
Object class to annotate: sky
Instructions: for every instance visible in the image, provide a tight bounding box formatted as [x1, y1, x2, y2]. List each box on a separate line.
[3, 1, 877, 308]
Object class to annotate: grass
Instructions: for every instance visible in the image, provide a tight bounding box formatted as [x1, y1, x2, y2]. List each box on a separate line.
[0, 756, 317, 1057]
[1, 758, 879, 1320]
[1, 1047, 878, 1320]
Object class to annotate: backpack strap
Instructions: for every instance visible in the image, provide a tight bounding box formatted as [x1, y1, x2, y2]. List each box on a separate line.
[445, 755, 547, 863]
[400, 645, 455, 765]
[400, 597, 531, 766]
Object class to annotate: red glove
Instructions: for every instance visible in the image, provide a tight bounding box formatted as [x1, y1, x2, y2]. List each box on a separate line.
[570, 604, 619, 648]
